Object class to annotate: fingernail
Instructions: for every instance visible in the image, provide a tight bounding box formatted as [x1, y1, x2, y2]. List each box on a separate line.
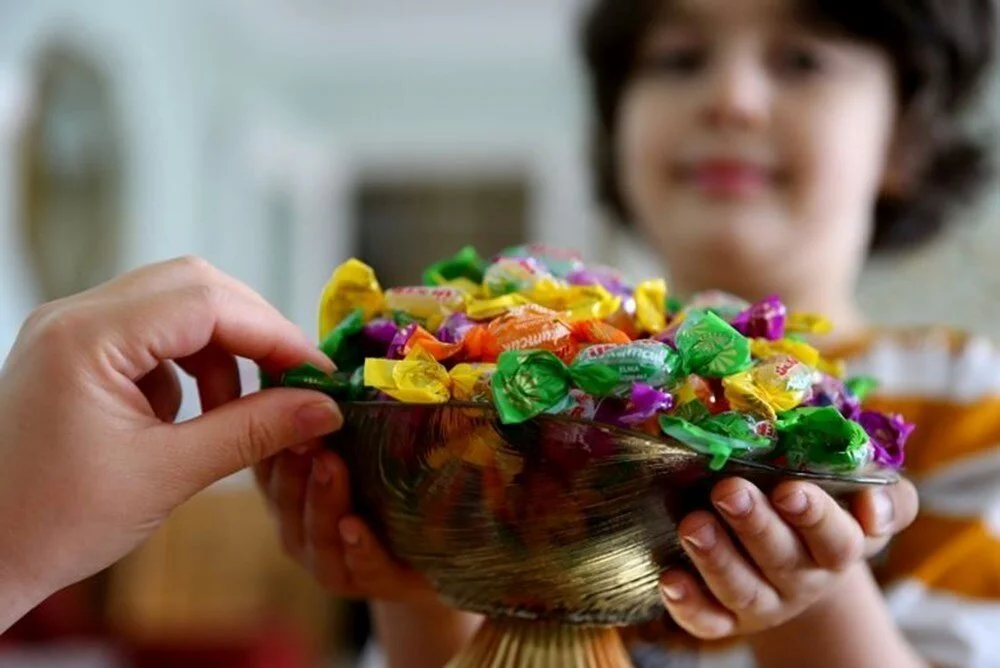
[775, 490, 809, 516]
[312, 456, 336, 485]
[296, 399, 342, 432]
[873, 490, 894, 535]
[682, 524, 716, 552]
[661, 581, 686, 602]
[340, 522, 360, 547]
[716, 490, 752, 517]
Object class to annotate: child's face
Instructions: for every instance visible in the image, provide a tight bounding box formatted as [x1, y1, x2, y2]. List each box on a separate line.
[618, 0, 898, 299]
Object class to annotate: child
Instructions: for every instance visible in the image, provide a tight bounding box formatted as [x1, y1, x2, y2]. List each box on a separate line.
[259, 0, 1000, 665]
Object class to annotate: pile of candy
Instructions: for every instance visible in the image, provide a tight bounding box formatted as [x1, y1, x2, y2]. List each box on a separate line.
[271, 244, 912, 473]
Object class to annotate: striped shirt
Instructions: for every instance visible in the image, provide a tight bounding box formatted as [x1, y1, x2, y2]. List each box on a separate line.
[625, 326, 1000, 667]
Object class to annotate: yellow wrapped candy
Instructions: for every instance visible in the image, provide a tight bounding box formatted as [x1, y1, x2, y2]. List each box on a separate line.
[723, 354, 813, 421]
[750, 338, 820, 367]
[526, 279, 621, 321]
[450, 362, 496, 402]
[786, 312, 833, 335]
[384, 286, 468, 331]
[634, 278, 668, 334]
[363, 347, 451, 404]
[318, 259, 385, 339]
[466, 293, 532, 320]
[439, 277, 484, 298]
[751, 338, 845, 379]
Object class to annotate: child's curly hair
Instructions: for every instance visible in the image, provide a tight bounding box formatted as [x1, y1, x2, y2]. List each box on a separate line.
[581, 0, 997, 254]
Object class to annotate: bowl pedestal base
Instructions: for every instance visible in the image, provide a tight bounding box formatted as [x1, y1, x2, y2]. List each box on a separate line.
[446, 618, 632, 668]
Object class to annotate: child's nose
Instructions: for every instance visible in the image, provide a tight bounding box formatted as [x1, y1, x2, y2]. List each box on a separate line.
[700, 57, 771, 132]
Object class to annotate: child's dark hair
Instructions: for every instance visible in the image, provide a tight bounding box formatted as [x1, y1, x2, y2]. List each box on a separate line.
[581, 0, 996, 254]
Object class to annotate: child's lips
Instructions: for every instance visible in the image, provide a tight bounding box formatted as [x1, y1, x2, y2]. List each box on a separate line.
[677, 159, 778, 199]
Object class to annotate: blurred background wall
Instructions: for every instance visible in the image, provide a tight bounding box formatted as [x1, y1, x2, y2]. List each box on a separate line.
[0, 1, 997, 666]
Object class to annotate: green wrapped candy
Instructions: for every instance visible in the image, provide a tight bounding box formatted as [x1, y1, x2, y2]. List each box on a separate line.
[422, 245, 488, 287]
[659, 415, 753, 470]
[675, 310, 752, 378]
[776, 406, 872, 472]
[571, 340, 681, 396]
[673, 400, 712, 424]
[701, 412, 776, 453]
[319, 308, 366, 372]
[280, 364, 353, 397]
[845, 376, 878, 402]
[491, 350, 621, 424]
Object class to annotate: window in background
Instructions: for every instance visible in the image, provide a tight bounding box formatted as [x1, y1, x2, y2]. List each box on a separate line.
[19, 43, 123, 301]
[354, 177, 530, 285]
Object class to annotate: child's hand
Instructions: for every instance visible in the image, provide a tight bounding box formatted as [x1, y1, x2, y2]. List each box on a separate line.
[256, 448, 437, 604]
[0, 257, 343, 629]
[659, 477, 918, 639]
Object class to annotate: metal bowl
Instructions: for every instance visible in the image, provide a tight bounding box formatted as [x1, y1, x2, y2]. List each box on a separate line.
[329, 401, 897, 626]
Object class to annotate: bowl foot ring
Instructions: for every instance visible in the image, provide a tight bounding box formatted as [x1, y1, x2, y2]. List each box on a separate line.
[446, 617, 633, 667]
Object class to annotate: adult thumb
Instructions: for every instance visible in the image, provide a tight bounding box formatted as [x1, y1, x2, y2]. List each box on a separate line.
[168, 388, 343, 490]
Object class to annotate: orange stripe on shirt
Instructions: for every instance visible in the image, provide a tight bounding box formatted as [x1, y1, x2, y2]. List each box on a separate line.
[877, 513, 1000, 600]
[861, 395, 1000, 477]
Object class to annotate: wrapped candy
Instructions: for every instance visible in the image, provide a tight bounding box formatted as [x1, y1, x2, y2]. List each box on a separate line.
[495, 243, 584, 278]
[483, 257, 552, 296]
[805, 374, 862, 421]
[471, 305, 579, 363]
[363, 317, 400, 349]
[526, 280, 622, 321]
[674, 374, 726, 416]
[364, 348, 453, 404]
[423, 245, 488, 287]
[731, 295, 786, 341]
[437, 312, 477, 344]
[450, 363, 497, 402]
[686, 291, 750, 321]
[722, 354, 813, 421]
[857, 410, 913, 469]
[620, 383, 674, 426]
[319, 308, 366, 371]
[466, 293, 534, 320]
[785, 312, 833, 335]
[490, 349, 621, 424]
[559, 383, 672, 432]
[384, 286, 468, 331]
[633, 279, 668, 334]
[318, 259, 385, 338]
[750, 337, 821, 368]
[571, 340, 681, 396]
[777, 407, 872, 472]
[570, 320, 632, 346]
[566, 264, 633, 298]
[659, 413, 773, 470]
[846, 376, 879, 402]
[387, 322, 420, 359]
[675, 310, 753, 377]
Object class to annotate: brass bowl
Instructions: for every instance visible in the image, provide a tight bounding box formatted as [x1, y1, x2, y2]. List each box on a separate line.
[329, 401, 897, 627]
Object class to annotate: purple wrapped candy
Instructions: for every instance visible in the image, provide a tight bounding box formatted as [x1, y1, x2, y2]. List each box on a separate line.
[806, 374, 861, 421]
[559, 384, 673, 430]
[858, 410, 913, 469]
[363, 318, 399, 347]
[618, 383, 674, 426]
[437, 312, 476, 344]
[652, 328, 679, 350]
[731, 295, 787, 341]
[566, 265, 634, 298]
[387, 322, 419, 359]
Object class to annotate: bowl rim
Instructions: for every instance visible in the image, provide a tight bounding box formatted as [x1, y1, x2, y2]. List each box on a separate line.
[338, 400, 901, 487]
